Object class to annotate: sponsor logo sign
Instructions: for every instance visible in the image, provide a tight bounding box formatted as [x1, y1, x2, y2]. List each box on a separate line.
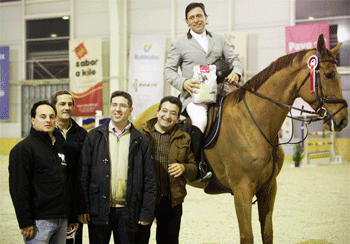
[69, 38, 103, 116]
[0, 46, 9, 120]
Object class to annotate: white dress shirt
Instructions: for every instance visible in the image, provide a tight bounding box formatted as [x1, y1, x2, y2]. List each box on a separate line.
[190, 29, 209, 53]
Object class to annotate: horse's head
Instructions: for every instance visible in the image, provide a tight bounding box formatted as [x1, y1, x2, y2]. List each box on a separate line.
[297, 34, 348, 132]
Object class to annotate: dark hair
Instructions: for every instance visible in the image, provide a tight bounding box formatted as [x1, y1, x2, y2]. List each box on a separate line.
[51, 90, 75, 107]
[158, 96, 182, 117]
[31, 100, 57, 118]
[110, 91, 133, 107]
[185, 2, 208, 20]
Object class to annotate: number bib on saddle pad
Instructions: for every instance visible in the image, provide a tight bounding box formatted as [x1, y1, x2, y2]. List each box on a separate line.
[192, 65, 217, 103]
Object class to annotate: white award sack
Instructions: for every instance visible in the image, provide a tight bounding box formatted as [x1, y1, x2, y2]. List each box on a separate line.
[192, 65, 217, 103]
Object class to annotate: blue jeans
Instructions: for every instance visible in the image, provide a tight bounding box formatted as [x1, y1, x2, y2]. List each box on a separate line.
[24, 218, 68, 244]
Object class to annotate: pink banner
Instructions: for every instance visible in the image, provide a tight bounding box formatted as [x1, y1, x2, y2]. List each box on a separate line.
[285, 22, 329, 54]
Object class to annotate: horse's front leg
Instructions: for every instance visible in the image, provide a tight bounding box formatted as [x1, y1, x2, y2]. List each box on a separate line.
[233, 181, 254, 244]
[257, 179, 277, 244]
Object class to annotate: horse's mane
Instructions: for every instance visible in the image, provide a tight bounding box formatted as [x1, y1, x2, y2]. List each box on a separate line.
[228, 48, 328, 103]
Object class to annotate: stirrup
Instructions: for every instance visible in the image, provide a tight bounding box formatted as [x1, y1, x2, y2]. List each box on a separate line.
[199, 161, 208, 172]
[199, 161, 212, 182]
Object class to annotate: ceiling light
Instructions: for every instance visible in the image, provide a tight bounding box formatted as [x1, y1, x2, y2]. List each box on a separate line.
[62, 16, 70, 20]
[51, 34, 58, 38]
[337, 23, 350, 42]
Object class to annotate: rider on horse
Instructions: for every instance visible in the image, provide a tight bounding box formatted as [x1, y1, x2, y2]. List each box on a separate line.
[164, 2, 244, 181]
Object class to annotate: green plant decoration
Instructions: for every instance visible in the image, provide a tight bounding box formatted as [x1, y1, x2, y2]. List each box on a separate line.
[293, 143, 303, 167]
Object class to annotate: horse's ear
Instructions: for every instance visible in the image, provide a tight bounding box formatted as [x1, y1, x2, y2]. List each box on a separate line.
[317, 34, 326, 53]
[331, 42, 342, 56]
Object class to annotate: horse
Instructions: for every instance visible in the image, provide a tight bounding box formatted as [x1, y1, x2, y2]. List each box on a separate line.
[133, 34, 348, 243]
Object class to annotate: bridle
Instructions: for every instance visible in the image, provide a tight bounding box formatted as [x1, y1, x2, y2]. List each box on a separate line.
[296, 53, 348, 123]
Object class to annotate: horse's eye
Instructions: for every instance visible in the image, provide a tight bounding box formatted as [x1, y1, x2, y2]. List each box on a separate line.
[324, 72, 334, 79]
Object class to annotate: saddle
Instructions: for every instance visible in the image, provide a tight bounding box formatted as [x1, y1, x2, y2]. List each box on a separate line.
[179, 96, 233, 195]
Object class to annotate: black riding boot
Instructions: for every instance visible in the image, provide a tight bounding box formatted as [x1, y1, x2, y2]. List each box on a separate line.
[190, 126, 212, 182]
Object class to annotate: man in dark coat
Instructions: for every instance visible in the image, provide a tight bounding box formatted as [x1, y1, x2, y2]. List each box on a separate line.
[9, 101, 73, 243]
[77, 91, 156, 244]
[51, 90, 88, 243]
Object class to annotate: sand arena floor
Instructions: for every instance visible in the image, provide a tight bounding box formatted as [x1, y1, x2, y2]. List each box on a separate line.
[1, 155, 349, 243]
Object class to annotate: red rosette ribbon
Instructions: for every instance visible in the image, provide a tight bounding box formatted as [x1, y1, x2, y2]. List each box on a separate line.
[307, 55, 319, 93]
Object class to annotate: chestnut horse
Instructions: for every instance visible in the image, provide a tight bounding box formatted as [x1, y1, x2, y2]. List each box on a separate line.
[134, 35, 348, 243]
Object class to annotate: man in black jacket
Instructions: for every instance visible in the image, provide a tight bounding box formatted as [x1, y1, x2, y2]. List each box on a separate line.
[77, 91, 156, 244]
[9, 101, 72, 243]
[51, 90, 88, 243]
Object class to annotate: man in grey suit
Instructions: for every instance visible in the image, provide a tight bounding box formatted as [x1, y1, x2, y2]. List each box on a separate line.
[164, 2, 243, 181]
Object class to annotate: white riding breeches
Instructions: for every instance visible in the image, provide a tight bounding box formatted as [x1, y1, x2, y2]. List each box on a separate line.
[186, 102, 208, 133]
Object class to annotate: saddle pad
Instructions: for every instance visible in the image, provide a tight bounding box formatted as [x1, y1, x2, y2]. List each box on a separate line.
[204, 96, 225, 148]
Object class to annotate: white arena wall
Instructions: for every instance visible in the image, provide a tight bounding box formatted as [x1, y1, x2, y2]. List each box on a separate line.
[1, 0, 349, 159]
[0, 0, 293, 137]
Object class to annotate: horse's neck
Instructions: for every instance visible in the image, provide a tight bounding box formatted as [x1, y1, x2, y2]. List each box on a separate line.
[242, 68, 300, 135]
[260, 67, 301, 105]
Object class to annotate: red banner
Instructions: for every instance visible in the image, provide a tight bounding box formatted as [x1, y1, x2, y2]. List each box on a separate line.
[71, 82, 103, 116]
[69, 38, 103, 116]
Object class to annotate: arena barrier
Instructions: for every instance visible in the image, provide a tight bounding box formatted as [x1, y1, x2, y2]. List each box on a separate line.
[81, 110, 109, 132]
[301, 121, 343, 166]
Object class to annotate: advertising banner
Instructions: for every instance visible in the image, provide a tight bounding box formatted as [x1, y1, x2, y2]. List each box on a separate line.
[285, 21, 329, 54]
[69, 38, 103, 116]
[128, 34, 166, 119]
[0, 46, 9, 120]
[286, 22, 330, 117]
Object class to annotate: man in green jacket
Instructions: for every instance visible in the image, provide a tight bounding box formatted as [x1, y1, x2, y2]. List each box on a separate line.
[138, 96, 198, 244]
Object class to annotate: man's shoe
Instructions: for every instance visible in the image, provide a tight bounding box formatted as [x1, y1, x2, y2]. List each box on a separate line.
[200, 171, 212, 182]
[191, 171, 212, 183]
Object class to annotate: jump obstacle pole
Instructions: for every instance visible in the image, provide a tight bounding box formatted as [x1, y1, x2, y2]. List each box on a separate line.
[301, 121, 343, 166]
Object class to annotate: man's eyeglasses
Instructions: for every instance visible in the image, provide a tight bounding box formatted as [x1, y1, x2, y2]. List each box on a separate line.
[110, 103, 129, 109]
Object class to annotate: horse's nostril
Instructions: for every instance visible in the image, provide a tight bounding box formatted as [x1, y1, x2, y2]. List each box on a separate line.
[340, 119, 348, 129]
[334, 119, 348, 131]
